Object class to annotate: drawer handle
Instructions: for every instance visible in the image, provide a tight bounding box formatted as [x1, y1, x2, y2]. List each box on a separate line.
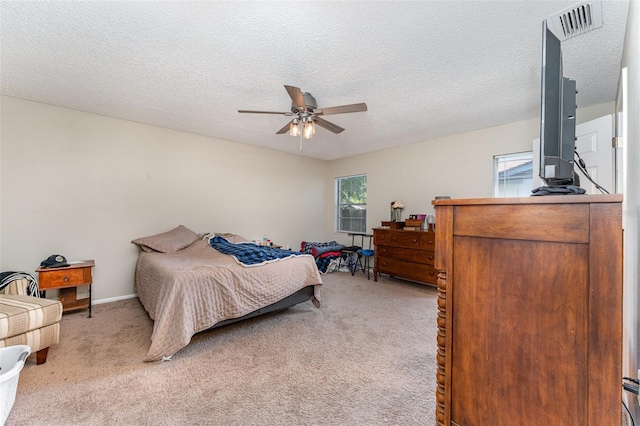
[429, 271, 435, 276]
[428, 255, 434, 261]
[428, 240, 434, 245]
[63, 276, 70, 282]
[412, 238, 417, 243]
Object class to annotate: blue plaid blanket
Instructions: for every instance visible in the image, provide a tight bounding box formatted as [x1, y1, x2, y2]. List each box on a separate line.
[209, 236, 305, 266]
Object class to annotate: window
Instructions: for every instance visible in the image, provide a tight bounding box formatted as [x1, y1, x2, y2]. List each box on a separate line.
[336, 174, 367, 233]
[494, 152, 534, 197]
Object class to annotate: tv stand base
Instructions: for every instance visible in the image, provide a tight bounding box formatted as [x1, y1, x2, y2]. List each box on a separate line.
[531, 185, 586, 196]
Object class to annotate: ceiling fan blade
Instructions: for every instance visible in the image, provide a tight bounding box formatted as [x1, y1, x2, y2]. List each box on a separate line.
[284, 85, 307, 111]
[315, 103, 368, 116]
[314, 116, 345, 134]
[238, 110, 289, 115]
[276, 120, 293, 135]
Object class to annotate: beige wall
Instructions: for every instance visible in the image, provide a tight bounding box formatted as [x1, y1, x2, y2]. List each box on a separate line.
[0, 96, 327, 302]
[0, 97, 622, 304]
[325, 102, 614, 245]
[620, 0, 640, 418]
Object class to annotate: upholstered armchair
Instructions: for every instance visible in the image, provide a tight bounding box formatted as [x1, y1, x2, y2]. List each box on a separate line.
[0, 278, 62, 364]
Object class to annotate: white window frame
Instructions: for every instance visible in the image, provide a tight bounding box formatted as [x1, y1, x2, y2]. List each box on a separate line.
[493, 152, 534, 197]
[335, 174, 367, 233]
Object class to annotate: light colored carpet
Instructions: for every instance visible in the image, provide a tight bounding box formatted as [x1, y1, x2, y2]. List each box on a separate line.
[8, 271, 438, 425]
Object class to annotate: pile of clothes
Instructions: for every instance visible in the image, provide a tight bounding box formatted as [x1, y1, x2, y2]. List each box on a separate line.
[299, 241, 345, 273]
[299, 241, 361, 273]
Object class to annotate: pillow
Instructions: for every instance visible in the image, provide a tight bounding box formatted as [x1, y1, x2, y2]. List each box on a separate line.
[225, 234, 248, 244]
[201, 233, 248, 244]
[132, 225, 198, 253]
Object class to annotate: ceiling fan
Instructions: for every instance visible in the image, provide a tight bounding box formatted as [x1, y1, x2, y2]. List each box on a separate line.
[238, 85, 367, 139]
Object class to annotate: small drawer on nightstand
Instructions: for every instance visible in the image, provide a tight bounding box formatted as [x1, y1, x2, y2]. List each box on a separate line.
[38, 268, 86, 290]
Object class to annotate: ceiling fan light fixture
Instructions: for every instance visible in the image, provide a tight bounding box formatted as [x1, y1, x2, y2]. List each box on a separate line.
[303, 118, 315, 139]
[289, 118, 300, 136]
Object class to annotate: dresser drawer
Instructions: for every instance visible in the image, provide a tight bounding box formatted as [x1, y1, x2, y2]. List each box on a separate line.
[374, 229, 390, 245]
[389, 232, 422, 249]
[377, 246, 435, 265]
[376, 256, 437, 284]
[425, 250, 435, 265]
[421, 233, 435, 250]
[39, 267, 91, 290]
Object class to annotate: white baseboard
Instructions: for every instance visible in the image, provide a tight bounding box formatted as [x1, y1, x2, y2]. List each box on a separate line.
[92, 293, 137, 305]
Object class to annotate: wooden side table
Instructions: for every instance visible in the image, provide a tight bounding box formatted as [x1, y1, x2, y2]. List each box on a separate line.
[36, 260, 95, 318]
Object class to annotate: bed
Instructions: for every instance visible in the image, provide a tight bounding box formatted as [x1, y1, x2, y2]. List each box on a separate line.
[133, 227, 322, 362]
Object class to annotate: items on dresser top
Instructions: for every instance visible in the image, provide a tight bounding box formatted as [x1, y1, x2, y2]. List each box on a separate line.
[373, 228, 436, 286]
[380, 221, 405, 229]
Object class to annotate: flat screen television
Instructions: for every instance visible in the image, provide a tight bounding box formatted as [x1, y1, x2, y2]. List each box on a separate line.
[539, 20, 578, 187]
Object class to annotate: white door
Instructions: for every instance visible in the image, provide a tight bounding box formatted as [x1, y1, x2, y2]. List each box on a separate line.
[615, 67, 627, 196]
[532, 114, 613, 194]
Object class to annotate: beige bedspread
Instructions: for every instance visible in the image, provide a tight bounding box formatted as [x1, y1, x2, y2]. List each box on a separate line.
[136, 239, 322, 361]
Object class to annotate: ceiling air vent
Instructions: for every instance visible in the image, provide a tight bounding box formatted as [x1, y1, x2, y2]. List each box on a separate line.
[548, 0, 603, 41]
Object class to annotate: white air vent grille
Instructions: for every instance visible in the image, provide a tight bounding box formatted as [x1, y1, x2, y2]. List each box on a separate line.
[548, 0, 603, 41]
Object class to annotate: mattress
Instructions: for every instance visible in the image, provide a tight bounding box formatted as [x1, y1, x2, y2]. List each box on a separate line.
[136, 239, 322, 361]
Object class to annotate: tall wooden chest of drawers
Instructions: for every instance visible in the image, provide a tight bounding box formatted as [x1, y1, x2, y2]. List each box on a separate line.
[433, 195, 622, 426]
[373, 228, 436, 285]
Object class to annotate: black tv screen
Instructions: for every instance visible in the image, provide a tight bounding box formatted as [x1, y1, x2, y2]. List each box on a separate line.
[539, 20, 577, 187]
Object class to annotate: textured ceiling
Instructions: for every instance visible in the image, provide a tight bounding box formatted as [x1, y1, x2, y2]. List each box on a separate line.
[0, 1, 629, 160]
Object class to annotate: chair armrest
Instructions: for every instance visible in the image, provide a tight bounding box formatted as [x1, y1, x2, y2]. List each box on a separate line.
[0, 278, 30, 296]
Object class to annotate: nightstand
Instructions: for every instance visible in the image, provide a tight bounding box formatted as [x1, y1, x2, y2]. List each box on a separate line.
[36, 260, 95, 318]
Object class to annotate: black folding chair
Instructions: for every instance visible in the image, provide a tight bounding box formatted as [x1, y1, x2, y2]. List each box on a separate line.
[344, 233, 374, 278]
[338, 242, 361, 275]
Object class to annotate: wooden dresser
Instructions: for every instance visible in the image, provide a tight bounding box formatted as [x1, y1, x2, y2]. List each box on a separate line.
[373, 228, 436, 285]
[433, 195, 622, 426]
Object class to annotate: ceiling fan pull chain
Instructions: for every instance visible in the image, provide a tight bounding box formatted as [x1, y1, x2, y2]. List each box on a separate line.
[299, 133, 303, 153]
